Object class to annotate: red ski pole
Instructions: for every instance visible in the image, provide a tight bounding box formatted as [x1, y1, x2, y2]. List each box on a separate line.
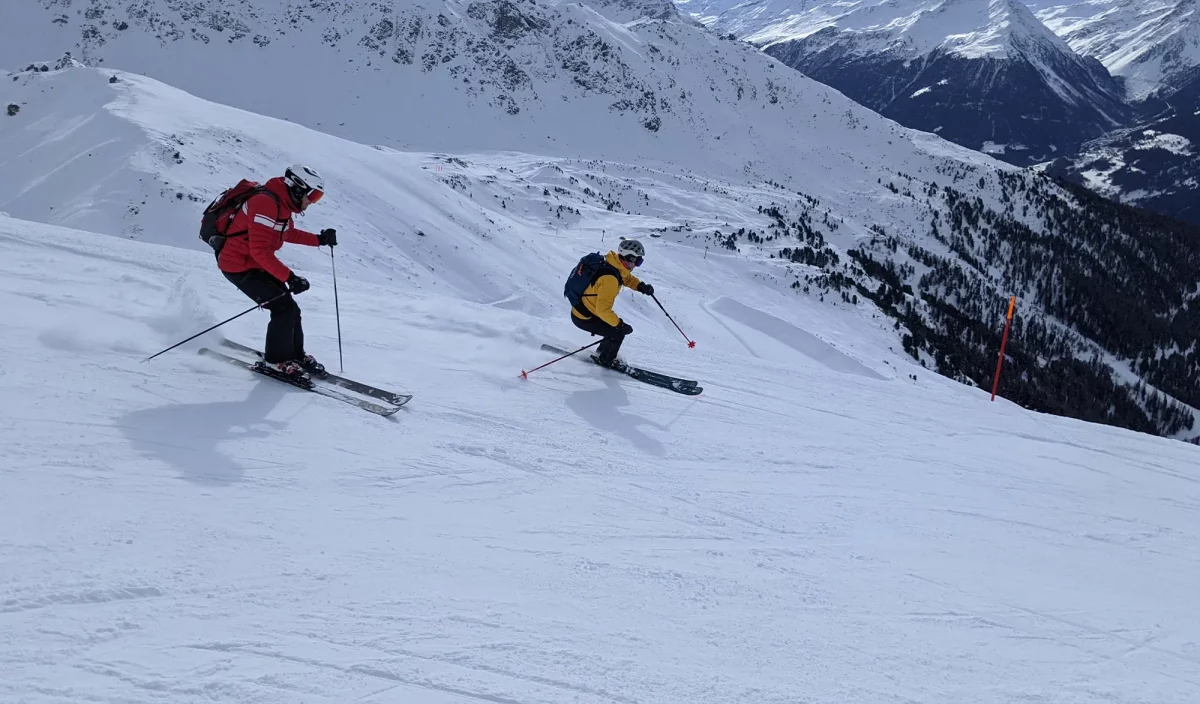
[520, 340, 602, 379]
[651, 294, 696, 348]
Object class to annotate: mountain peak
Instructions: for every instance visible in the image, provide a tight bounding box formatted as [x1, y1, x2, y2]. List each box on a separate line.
[752, 0, 1131, 166]
[737, 0, 1079, 62]
[939, 0, 1072, 58]
[1034, 0, 1200, 99]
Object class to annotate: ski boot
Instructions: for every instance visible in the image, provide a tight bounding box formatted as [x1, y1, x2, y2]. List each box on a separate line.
[255, 359, 311, 382]
[299, 354, 328, 378]
[591, 354, 629, 373]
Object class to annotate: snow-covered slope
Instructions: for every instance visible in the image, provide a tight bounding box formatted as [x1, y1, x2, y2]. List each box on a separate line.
[0, 49, 1003, 300]
[703, 0, 1133, 166]
[1033, 0, 1200, 101]
[0, 0, 925, 185]
[6, 174, 1200, 704]
[5, 55, 1200, 440]
[0, 56, 971, 304]
[3, 47, 1200, 699]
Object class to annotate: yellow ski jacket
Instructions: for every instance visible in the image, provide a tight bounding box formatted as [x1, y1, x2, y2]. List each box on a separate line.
[570, 250, 642, 327]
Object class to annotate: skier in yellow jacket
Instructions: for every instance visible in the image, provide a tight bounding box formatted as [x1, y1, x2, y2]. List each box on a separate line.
[567, 239, 655, 371]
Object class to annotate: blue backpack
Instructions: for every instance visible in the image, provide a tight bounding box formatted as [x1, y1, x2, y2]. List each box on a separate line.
[564, 252, 619, 313]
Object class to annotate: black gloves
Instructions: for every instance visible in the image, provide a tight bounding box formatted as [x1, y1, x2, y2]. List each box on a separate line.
[637, 282, 654, 296]
[318, 228, 338, 247]
[286, 272, 310, 294]
[617, 321, 634, 336]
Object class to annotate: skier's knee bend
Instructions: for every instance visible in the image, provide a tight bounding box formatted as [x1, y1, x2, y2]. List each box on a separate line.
[571, 312, 626, 339]
[267, 294, 300, 322]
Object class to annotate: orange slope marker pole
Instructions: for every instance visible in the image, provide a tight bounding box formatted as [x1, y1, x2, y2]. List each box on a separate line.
[991, 296, 1017, 402]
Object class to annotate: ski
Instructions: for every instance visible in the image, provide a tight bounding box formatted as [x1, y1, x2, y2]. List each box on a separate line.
[540, 344, 703, 396]
[218, 339, 413, 408]
[199, 348, 402, 417]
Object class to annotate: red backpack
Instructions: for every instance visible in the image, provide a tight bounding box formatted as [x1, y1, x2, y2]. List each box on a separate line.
[198, 179, 281, 254]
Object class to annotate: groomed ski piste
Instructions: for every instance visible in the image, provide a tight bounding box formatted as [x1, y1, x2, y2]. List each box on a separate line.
[2, 65, 1200, 704]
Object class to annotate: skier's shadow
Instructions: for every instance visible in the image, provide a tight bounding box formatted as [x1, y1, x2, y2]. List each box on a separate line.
[566, 375, 667, 456]
[118, 381, 290, 486]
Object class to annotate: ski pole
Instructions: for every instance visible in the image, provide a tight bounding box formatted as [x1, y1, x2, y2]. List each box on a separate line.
[330, 246, 344, 373]
[142, 291, 289, 363]
[651, 294, 696, 348]
[520, 340, 602, 379]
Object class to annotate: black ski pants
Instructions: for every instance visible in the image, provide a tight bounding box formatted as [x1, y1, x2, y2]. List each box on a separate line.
[224, 269, 305, 363]
[571, 313, 627, 364]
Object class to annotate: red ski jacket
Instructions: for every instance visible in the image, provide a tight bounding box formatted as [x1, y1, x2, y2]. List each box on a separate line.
[217, 177, 320, 282]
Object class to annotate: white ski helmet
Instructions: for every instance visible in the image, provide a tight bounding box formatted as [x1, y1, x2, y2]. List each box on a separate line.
[283, 164, 325, 205]
[618, 238, 645, 261]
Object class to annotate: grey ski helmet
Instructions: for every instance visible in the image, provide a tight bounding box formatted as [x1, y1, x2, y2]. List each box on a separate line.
[618, 238, 645, 261]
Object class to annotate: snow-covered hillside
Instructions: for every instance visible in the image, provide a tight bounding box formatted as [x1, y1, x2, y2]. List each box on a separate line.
[5, 169, 1200, 704]
[3, 26, 1200, 699]
[1033, 0, 1200, 101]
[0, 0, 936, 185]
[0, 51, 1007, 310]
[5, 54, 1200, 440]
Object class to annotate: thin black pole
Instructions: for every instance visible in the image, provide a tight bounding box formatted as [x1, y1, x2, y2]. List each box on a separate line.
[521, 340, 602, 379]
[143, 291, 287, 362]
[331, 247, 344, 373]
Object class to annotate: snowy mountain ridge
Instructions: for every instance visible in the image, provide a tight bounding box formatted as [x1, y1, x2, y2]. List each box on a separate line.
[1020, 0, 1200, 225]
[734, 0, 1131, 166]
[1033, 0, 1200, 100]
[3, 0, 822, 183]
[685, 0, 1081, 61]
[675, 0, 1200, 226]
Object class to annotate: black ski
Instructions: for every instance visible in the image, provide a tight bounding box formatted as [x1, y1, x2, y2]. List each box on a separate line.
[540, 344, 703, 396]
[199, 348, 403, 417]
[219, 339, 413, 408]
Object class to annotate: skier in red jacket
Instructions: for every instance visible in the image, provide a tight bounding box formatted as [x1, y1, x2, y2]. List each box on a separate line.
[217, 165, 337, 379]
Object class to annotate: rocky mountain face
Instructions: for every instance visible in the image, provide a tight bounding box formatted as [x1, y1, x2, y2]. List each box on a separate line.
[751, 0, 1133, 166]
[679, 0, 1198, 224]
[1033, 0, 1200, 101]
[1040, 68, 1200, 226]
[3, 0, 743, 171]
[582, 0, 685, 22]
[1028, 0, 1200, 225]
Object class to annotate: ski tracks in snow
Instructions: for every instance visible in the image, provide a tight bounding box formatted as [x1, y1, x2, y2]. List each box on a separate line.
[3, 221, 1200, 703]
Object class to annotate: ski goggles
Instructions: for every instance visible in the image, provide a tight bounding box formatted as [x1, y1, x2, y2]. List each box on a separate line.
[305, 188, 325, 204]
[621, 254, 643, 268]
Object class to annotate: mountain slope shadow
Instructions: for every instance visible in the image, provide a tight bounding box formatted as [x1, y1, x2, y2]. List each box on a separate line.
[118, 380, 291, 486]
[707, 296, 888, 380]
[566, 375, 667, 457]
